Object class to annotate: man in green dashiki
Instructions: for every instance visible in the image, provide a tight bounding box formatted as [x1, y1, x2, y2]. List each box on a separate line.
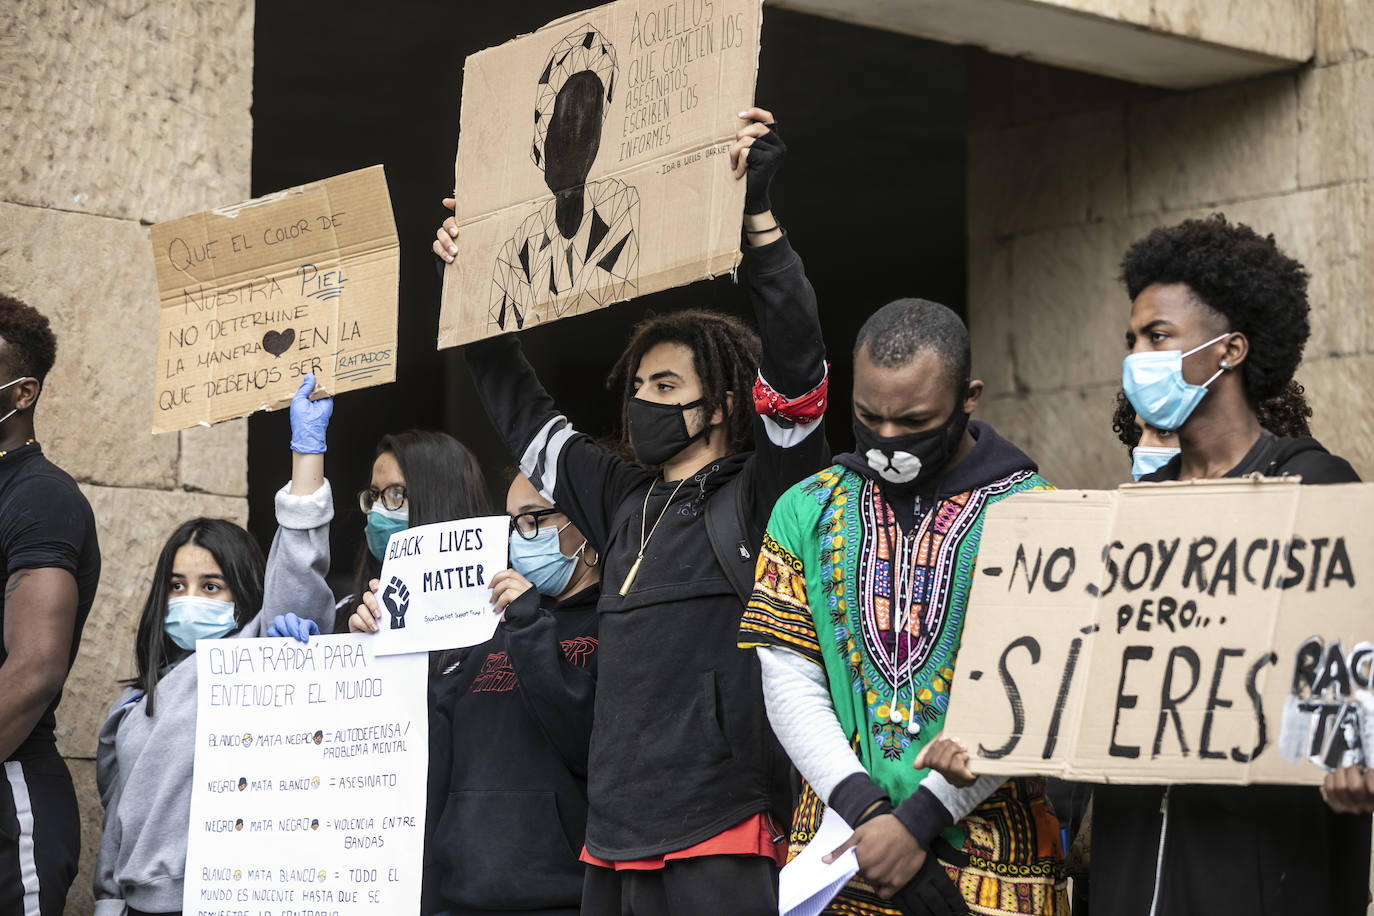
[740, 299, 1068, 916]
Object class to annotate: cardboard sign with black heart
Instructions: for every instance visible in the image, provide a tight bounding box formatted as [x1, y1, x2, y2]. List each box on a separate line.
[149, 166, 399, 433]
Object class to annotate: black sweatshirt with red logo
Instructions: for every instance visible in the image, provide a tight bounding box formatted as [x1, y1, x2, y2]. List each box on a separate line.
[422, 584, 599, 916]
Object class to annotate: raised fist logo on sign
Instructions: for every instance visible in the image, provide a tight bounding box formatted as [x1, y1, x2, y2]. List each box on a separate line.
[382, 576, 411, 630]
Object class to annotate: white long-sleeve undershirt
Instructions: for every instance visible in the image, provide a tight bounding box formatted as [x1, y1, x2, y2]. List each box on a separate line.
[757, 645, 1005, 831]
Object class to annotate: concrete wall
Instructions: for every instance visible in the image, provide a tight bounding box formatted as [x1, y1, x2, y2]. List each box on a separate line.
[966, 0, 1374, 490]
[775, 0, 1314, 88]
[0, 3, 254, 912]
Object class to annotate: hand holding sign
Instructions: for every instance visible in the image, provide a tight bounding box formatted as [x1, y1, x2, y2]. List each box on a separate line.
[913, 733, 977, 789]
[1322, 765, 1374, 814]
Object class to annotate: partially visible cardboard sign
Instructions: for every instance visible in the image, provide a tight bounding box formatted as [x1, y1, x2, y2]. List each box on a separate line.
[150, 166, 399, 433]
[942, 479, 1373, 786]
[438, 0, 763, 348]
[372, 517, 509, 656]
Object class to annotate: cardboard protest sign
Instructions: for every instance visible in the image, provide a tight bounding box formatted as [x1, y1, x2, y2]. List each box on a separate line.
[942, 478, 1372, 786]
[438, 0, 763, 348]
[372, 516, 509, 656]
[151, 166, 399, 434]
[184, 634, 427, 914]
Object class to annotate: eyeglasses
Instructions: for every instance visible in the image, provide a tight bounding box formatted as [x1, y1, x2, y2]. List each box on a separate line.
[509, 508, 562, 540]
[358, 484, 407, 513]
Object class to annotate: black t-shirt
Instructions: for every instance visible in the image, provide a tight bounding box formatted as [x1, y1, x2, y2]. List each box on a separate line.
[0, 444, 101, 760]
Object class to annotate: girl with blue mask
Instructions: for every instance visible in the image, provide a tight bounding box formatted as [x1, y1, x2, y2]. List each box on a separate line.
[262, 375, 493, 638]
[349, 474, 601, 916]
[97, 518, 337, 916]
[502, 475, 599, 603]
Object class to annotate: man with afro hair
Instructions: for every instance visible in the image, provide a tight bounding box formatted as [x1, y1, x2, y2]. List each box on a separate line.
[1096, 214, 1371, 915]
[0, 294, 100, 915]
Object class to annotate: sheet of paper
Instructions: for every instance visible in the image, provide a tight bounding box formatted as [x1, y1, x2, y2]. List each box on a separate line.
[183, 634, 428, 915]
[778, 806, 860, 916]
[371, 516, 509, 656]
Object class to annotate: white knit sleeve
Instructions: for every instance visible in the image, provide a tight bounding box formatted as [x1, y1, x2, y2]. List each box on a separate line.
[756, 645, 867, 802]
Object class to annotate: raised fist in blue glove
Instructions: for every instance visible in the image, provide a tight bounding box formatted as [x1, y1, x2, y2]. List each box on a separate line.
[289, 374, 333, 454]
[267, 612, 320, 644]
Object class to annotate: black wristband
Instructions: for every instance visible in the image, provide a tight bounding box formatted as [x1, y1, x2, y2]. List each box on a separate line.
[743, 224, 780, 234]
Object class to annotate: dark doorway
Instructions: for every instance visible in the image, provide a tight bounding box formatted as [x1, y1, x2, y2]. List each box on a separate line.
[249, 2, 967, 598]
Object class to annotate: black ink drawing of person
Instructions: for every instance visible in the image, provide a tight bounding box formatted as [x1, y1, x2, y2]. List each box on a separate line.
[490, 23, 640, 332]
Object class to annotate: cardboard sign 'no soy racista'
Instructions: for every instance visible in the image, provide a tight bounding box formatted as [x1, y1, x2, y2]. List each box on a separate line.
[438, 0, 762, 348]
[942, 478, 1373, 787]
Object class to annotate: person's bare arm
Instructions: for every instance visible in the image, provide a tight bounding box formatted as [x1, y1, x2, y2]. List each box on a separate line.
[0, 567, 78, 760]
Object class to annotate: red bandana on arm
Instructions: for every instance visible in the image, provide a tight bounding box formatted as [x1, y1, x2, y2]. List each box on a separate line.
[753, 365, 829, 424]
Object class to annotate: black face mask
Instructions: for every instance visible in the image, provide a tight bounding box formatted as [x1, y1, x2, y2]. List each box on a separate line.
[626, 397, 706, 467]
[851, 400, 970, 491]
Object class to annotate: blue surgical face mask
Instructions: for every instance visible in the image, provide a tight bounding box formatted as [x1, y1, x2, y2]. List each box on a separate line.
[165, 596, 237, 650]
[509, 523, 583, 597]
[1121, 333, 1230, 431]
[366, 505, 410, 562]
[1131, 446, 1181, 481]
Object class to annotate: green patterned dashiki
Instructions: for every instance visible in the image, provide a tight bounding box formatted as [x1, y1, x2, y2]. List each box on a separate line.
[740, 463, 1053, 839]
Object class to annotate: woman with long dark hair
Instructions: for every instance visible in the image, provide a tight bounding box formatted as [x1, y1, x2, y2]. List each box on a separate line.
[264, 376, 492, 638]
[93, 517, 328, 915]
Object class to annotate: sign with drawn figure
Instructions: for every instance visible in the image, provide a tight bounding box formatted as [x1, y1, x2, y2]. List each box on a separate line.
[438, 0, 763, 348]
[183, 634, 427, 915]
[151, 166, 399, 434]
[941, 479, 1372, 786]
[371, 516, 509, 656]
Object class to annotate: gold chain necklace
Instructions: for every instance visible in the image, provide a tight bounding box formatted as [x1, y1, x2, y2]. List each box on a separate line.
[618, 475, 691, 596]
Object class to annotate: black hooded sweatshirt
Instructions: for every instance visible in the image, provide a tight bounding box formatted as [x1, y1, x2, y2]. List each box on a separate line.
[464, 233, 829, 860]
[422, 585, 599, 915]
[1093, 433, 1370, 916]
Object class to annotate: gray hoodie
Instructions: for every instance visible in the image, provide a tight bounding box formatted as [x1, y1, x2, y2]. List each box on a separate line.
[93, 481, 335, 915]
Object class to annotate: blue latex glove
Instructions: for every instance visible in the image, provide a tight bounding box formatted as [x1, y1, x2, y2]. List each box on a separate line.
[289, 374, 333, 454]
[267, 612, 320, 644]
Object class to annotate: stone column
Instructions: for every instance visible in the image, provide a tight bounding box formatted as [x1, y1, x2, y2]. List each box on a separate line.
[0, 3, 253, 912]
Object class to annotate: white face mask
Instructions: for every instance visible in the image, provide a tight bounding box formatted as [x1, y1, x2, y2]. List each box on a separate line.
[0, 376, 26, 426]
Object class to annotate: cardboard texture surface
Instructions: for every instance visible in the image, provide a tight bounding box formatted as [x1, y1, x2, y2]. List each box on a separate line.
[438, 0, 762, 348]
[150, 166, 399, 434]
[942, 478, 1373, 786]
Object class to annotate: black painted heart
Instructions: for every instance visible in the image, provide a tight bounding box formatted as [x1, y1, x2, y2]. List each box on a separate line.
[262, 328, 295, 357]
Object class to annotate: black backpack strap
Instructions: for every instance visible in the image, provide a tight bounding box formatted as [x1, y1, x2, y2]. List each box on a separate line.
[705, 468, 764, 605]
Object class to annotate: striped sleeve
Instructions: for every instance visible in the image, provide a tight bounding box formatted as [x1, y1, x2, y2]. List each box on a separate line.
[739, 529, 822, 665]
